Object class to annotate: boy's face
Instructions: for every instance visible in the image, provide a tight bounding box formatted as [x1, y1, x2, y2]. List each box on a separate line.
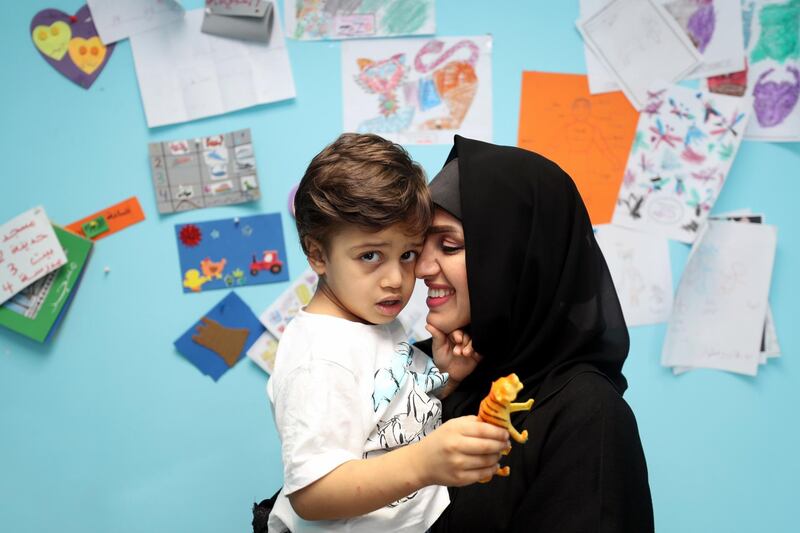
[309, 222, 423, 325]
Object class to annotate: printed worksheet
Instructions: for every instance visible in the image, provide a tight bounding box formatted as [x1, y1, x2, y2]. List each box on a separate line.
[594, 225, 673, 326]
[612, 84, 751, 242]
[130, 5, 295, 128]
[87, 0, 184, 44]
[661, 220, 777, 376]
[342, 35, 492, 144]
[578, 0, 701, 108]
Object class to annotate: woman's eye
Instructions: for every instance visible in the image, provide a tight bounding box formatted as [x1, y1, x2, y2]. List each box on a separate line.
[361, 251, 380, 263]
[400, 250, 418, 262]
[441, 241, 463, 254]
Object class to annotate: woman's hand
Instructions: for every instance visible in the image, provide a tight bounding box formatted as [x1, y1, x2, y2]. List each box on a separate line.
[412, 416, 509, 487]
[427, 323, 482, 385]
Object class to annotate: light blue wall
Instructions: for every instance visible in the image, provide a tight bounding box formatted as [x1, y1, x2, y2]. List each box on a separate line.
[1, 1, 797, 532]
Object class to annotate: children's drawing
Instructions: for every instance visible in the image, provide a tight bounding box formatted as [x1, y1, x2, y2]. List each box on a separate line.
[246, 330, 280, 374]
[611, 84, 751, 243]
[149, 129, 260, 214]
[708, 0, 800, 140]
[30, 5, 115, 89]
[258, 268, 318, 339]
[594, 225, 673, 326]
[518, 72, 639, 225]
[577, 0, 701, 109]
[286, 0, 435, 40]
[663, 0, 717, 53]
[175, 213, 289, 294]
[86, 0, 183, 44]
[661, 220, 777, 376]
[342, 36, 492, 145]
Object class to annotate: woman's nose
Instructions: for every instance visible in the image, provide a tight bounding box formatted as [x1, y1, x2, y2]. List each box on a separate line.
[415, 248, 439, 278]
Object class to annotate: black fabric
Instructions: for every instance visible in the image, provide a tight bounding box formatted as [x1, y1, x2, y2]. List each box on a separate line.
[425, 136, 653, 532]
[428, 158, 461, 220]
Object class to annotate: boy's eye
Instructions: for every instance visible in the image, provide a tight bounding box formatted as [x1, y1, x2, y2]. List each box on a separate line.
[360, 251, 380, 263]
[400, 250, 418, 262]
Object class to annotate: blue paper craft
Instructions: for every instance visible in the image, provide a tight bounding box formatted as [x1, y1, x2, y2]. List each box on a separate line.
[175, 213, 289, 293]
[174, 291, 266, 381]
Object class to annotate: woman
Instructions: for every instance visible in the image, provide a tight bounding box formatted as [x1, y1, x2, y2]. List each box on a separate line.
[418, 136, 655, 532]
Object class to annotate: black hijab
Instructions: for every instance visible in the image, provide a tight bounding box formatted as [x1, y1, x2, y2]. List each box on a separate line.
[435, 136, 630, 420]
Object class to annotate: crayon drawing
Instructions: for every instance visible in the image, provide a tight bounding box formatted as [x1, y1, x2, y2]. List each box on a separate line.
[342, 36, 492, 145]
[286, 0, 435, 40]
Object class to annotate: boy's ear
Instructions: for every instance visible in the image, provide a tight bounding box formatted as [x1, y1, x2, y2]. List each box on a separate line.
[304, 237, 327, 275]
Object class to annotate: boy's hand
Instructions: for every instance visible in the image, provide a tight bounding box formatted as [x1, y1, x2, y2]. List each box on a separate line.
[413, 416, 510, 487]
[427, 323, 482, 385]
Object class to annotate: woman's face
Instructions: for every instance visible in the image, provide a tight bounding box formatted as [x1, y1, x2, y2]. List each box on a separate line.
[415, 208, 471, 333]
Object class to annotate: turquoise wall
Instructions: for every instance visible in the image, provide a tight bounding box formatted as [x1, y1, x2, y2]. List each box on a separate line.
[1, 1, 798, 532]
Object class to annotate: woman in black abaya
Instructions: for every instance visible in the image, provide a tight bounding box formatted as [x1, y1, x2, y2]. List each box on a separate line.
[418, 136, 654, 532]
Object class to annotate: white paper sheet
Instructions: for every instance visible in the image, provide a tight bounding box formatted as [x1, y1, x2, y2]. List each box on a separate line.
[258, 268, 317, 339]
[87, 0, 184, 44]
[247, 330, 279, 374]
[342, 35, 492, 145]
[594, 225, 673, 326]
[286, 0, 435, 40]
[661, 220, 777, 376]
[0, 207, 67, 306]
[612, 84, 751, 243]
[130, 6, 295, 128]
[577, 0, 701, 109]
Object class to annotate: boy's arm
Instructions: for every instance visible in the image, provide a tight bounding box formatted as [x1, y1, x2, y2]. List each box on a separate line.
[288, 416, 509, 521]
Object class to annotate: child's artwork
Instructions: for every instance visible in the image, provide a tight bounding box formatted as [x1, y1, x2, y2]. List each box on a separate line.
[577, 0, 701, 109]
[175, 213, 289, 293]
[660, 0, 746, 78]
[129, 6, 295, 128]
[0, 227, 92, 342]
[30, 5, 116, 89]
[148, 129, 260, 214]
[739, 0, 800, 141]
[174, 291, 265, 381]
[246, 330, 279, 374]
[611, 84, 751, 242]
[518, 72, 639, 225]
[286, 0, 435, 40]
[0, 207, 67, 306]
[671, 211, 780, 374]
[661, 220, 777, 376]
[342, 35, 493, 145]
[65, 197, 145, 241]
[594, 225, 673, 326]
[86, 0, 184, 44]
[259, 268, 317, 338]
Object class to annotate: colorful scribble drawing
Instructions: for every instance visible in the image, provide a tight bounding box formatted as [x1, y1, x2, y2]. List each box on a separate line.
[612, 84, 750, 242]
[413, 39, 479, 130]
[347, 36, 490, 143]
[665, 0, 717, 53]
[290, 0, 434, 40]
[752, 66, 800, 126]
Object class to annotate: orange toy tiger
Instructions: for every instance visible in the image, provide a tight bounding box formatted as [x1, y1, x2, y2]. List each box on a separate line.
[477, 373, 534, 482]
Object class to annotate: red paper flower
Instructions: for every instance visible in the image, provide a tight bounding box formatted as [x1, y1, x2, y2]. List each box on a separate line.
[179, 224, 202, 247]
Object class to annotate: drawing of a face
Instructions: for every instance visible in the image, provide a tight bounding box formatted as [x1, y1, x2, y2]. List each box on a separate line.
[571, 98, 591, 121]
[753, 66, 800, 127]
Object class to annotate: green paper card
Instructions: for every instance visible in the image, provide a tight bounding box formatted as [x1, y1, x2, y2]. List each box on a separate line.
[0, 226, 92, 342]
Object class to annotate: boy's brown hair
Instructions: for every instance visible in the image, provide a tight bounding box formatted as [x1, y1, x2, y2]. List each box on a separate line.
[294, 133, 432, 257]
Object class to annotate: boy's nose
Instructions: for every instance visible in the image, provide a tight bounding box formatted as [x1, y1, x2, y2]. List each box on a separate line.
[381, 263, 404, 288]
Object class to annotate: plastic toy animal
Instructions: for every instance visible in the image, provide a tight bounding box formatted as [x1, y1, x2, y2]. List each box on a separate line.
[477, 373, 533, 482]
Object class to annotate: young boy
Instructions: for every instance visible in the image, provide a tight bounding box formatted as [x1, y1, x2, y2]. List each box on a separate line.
[266, 134, 509, 533]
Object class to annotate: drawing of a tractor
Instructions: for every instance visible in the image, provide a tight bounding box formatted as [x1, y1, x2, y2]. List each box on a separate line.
[250, 250, 283, 276]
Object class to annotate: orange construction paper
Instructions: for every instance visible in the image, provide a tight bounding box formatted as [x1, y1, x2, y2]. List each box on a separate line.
[66, 197, 145, 241]
[518, 72, 639, 225]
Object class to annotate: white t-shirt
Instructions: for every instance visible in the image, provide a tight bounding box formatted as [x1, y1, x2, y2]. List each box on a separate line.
[266, 310, 450, 533]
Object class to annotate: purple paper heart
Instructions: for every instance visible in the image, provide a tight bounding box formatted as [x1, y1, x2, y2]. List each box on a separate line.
[30, 5, 115, 90]
[753, 66, 800, 128]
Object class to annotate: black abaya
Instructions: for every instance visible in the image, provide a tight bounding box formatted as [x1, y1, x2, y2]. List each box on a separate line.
[425, 136, 654, 532]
